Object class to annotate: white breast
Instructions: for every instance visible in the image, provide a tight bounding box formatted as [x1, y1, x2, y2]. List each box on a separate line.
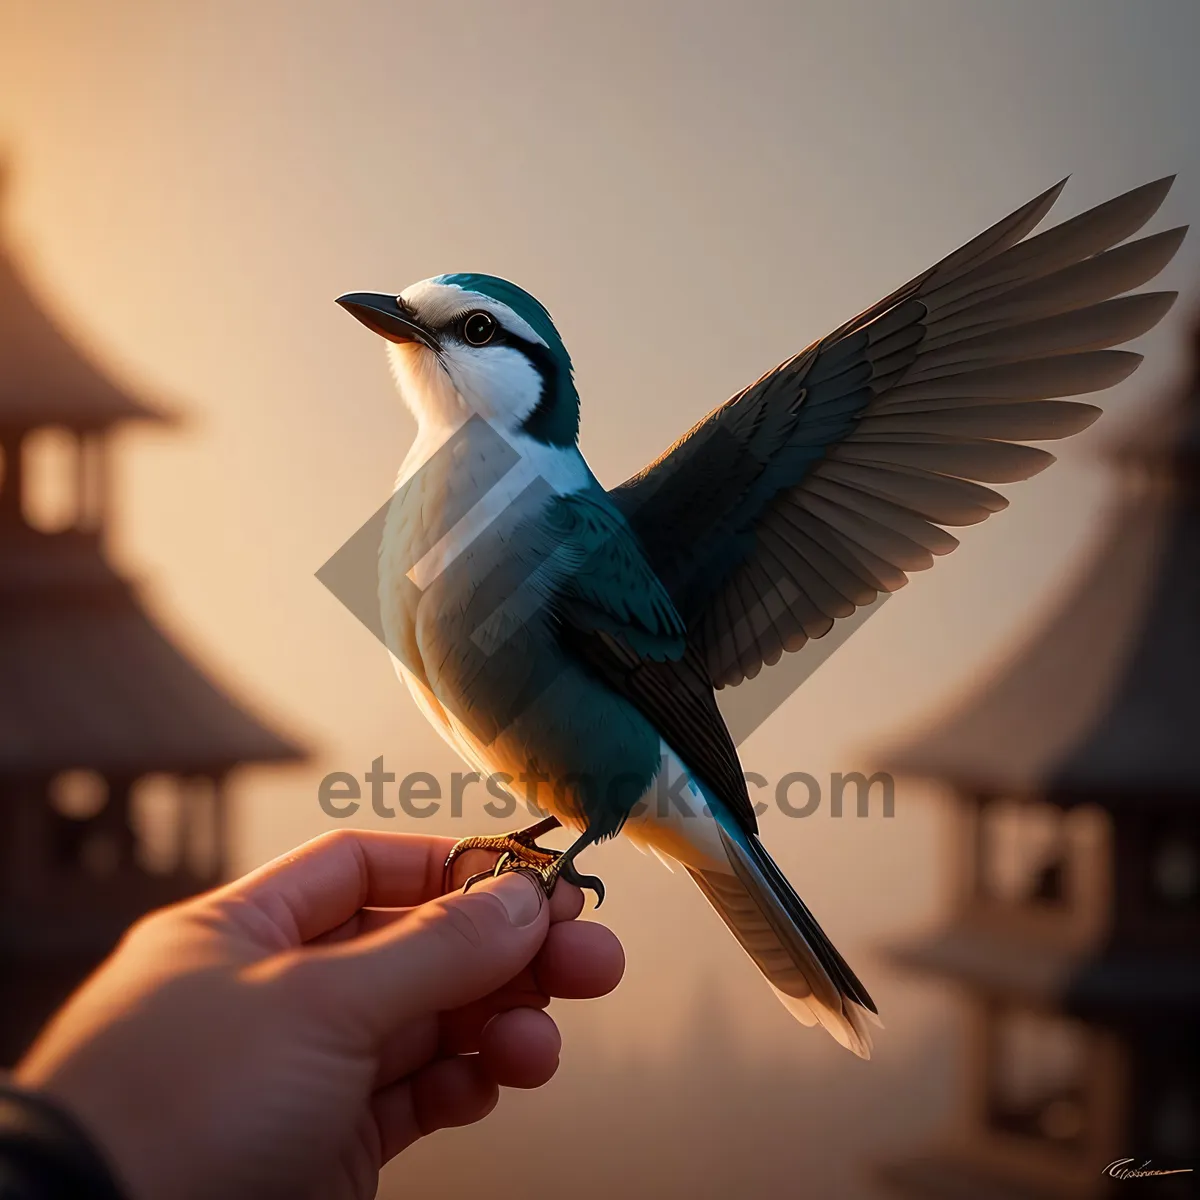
[379, 414, 593, 782]
[404, 431, 592, 592]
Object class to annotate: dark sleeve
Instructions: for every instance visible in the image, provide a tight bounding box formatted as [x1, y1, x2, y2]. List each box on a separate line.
[0, 1085, 126, 1200]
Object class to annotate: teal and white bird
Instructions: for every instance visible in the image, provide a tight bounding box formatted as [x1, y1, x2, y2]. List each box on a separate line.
[337, 177, 1184, 1057]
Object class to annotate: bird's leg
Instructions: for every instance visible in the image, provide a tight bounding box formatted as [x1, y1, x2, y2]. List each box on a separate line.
[548, 832, 606, 908]
[503, 830, 604, 908]
[444, 818, 606, 907]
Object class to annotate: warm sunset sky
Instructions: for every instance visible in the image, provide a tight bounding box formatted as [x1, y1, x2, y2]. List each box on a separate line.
[3, 3, 1198, 1195]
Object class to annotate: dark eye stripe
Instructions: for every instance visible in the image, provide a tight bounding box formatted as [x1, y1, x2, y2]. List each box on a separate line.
[437, 308, 551, 382]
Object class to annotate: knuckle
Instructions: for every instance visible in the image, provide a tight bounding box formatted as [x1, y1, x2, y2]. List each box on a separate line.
[120, 905, 176, 948]
[311, 827, 360, 854]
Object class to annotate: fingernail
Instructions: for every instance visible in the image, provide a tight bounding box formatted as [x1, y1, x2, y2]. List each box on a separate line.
[478, 873, 544, 927]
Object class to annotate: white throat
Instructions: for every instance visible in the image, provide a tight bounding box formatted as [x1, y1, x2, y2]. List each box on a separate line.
[387, 343, 591, 497]
[387, 343, 465, 439]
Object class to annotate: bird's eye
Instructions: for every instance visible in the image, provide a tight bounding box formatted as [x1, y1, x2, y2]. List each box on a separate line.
[463, 311, 497, 346]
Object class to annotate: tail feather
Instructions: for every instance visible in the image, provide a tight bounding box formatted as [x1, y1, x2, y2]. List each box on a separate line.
[686, 825, 878, 1059]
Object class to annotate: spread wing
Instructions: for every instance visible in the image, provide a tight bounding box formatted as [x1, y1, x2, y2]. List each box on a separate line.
[610, 177, 1186, 687]
[543, 493, 757, 832]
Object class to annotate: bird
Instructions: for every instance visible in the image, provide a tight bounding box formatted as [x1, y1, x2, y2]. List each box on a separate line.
[336, 176, 1185, 1057]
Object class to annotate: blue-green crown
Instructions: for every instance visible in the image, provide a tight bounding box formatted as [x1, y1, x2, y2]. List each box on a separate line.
[435, 273, 579, 446]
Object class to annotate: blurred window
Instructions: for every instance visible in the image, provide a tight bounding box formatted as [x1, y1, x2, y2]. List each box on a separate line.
[48, 769, 108, 820]
[131, 773, 183, 875]
[986, 1006, 1089, 1151]
[23, 425, 78, 533]
[980, 798, 1069, 906]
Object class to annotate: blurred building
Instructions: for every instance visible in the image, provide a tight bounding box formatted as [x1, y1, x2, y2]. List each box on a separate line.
[877, 313, 1200, 1197]
[0, 170, 304, 1064]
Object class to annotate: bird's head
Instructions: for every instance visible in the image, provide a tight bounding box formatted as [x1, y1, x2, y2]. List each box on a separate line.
[337, 274, 579, 446]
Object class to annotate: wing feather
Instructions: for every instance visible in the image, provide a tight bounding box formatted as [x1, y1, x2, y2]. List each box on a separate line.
[877, 349, 1142, 406]
[908, 293, 1175, 381]
[803, 476, 961, 554]
[858, 401, 1103, 440]
[772, 505, 907, 592]
[790, 493, 937, 571]
[758, 521, 875, 608]
[832, 435, 1057, 483]
[812, 460, 1008, 526]
[922, 227, 1187, 343]
[923, 176, 1175, 312]
[609, 177, 1184, 688]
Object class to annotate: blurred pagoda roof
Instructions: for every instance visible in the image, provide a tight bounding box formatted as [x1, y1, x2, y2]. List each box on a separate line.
[881, 304, 1200, 805]
[0, 528, 303, 775]
[0, 164, 169, 431]
[0, 165, 304, 778]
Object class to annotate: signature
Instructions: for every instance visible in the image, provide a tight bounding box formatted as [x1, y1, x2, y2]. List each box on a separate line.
[1104, 1159, 1194, 1180]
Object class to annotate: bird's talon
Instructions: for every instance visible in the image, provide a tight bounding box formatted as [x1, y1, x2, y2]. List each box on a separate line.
[460, 868, 497, 893]
[558, 860, 606, 907]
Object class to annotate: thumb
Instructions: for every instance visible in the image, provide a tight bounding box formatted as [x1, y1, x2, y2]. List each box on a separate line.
[301, 871, 548, 1038]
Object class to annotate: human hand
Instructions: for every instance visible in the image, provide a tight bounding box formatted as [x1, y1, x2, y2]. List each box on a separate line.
[14, 829, 624, 1200]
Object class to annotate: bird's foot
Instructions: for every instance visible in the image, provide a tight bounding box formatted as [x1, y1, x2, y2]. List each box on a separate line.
[444, 816, 562, 896]
[443, 816, 605, 907]
[556, 856, 606, 908]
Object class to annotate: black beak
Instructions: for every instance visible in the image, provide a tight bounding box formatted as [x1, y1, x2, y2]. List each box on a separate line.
[335, 292, 440, 351]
